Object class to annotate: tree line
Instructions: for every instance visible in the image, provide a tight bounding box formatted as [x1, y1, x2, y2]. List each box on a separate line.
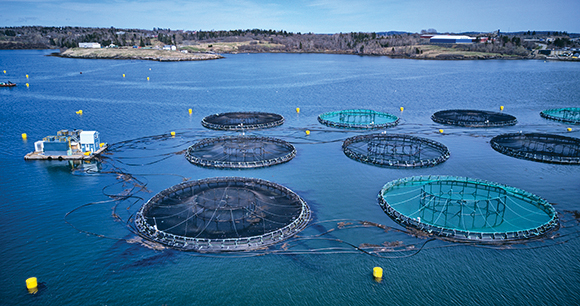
[0, 26, 577, 56]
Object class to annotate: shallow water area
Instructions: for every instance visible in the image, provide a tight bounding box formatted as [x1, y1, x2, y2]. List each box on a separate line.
[1, 50, 580, 305]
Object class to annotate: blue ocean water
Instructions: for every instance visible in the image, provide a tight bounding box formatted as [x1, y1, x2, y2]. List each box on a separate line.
[1, 50, 579, 305]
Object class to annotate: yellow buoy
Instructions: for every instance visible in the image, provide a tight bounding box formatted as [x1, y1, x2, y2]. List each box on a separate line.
[500, 106, 504, 111]
[188, 108, 192, 115]
[100, 143, 105, 148]
[305, 130, 310, 135]
[400, 107, 404, 112]
[147, 77, 150, 81]
[568, 127, 573, 132]
[123, 74, 125, 78]
[26, 74, 29, 79]
[373, 267, 383, 279]
[21, 133, 28, 140]
[26, 83, 29, 87]
[296, 107, 300, 114]
[3, 70, 5, 74]
[26, 277, 38, 293]
[439, 129, 444, 133]
[76, 110, 83, 115]
[170, 131, 176, 137]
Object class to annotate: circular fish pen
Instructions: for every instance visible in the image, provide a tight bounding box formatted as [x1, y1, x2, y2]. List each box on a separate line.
[342, 133, 449, 168]
[540, 107, 580, 124]
[431, 109, 517, 127]
[134, 177, 311, 252]
[185, 136, 296, 169]
[201, 112, 284, 130]
[318, 109, 399, 129]
[490, 132, 580, 165]
[378, 176, 558, 243]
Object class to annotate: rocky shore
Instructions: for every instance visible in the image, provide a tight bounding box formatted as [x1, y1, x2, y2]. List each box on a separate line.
[53, 48, 223, 61]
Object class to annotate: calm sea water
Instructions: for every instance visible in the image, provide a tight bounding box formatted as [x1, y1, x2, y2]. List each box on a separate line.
[1, 50, 579, 305]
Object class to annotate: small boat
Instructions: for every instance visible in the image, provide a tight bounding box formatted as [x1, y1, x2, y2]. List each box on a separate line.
[0, 81, 16, 87]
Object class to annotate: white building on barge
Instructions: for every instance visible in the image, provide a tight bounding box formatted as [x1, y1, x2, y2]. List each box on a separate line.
[26, 129, 106, 160]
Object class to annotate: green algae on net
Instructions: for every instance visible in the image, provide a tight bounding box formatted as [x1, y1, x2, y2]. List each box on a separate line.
[540, 107, 580, 124]
[378, 175, 558, 243]
[318, 109, 399, 129]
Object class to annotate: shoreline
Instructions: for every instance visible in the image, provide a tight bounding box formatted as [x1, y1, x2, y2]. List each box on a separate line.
[51, 47, 224, 61]
[16, 46, 572, 61]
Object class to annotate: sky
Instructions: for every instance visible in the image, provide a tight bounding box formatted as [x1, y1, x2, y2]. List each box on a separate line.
[2, 0, 579, 34]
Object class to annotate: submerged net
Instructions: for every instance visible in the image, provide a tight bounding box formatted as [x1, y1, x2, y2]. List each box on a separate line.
[378, 175, 558, 243]
[201, 112, 284, 130]
[491, 132, 580, 165]
[318, 109, 399, 129]
[342, 133, 449, 168]
[540, 107, 580, 124]
[135, 177, 311, 252]
[185, 136, 296, 169]
[431, 109, 517, 127]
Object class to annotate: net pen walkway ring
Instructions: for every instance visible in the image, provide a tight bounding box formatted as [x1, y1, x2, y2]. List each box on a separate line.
[490, 132, 580, 165]
[134, 177, 311, 252]
[201, 111, 285, 131]
[378, 175, 558, 243]
[540, 107, 580, 124]
[318, 109, 400, 130]
[431, 109, 517, 127]
[342, 133, 450, 168]
[185, 135, 296, 169]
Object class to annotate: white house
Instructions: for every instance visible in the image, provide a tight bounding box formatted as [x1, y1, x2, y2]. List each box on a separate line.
[80, 131, 100, 153]
[430, 35, 474, 44]
[79, 42, 101, 48]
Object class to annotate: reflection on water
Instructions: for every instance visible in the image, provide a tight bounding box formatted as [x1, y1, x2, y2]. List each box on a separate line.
[1, 51, 580, 305]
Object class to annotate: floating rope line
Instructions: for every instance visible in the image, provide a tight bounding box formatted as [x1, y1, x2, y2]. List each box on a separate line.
[62, 130, 580, 258]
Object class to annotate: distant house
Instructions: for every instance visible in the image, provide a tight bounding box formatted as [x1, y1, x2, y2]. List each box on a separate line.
[163, 45, 177, 51]
[79, 42, 101, 48]
[430, 35, 474, 44]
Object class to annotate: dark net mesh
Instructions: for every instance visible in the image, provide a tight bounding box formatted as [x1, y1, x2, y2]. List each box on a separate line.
[135, 177, 311, 252]
[342, 134, 449, 168]
[202, 112, 284, 130]
[540, 107, 580, 124]
[431, 109, 517, 127]
[185, 136, 296, 169]
[491, 132, 580, 164]
[378, 176, 558, 243]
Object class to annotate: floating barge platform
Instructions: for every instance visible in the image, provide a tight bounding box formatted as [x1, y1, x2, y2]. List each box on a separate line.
[24, 129, 107, 161]
[24, 145, 108, 160]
